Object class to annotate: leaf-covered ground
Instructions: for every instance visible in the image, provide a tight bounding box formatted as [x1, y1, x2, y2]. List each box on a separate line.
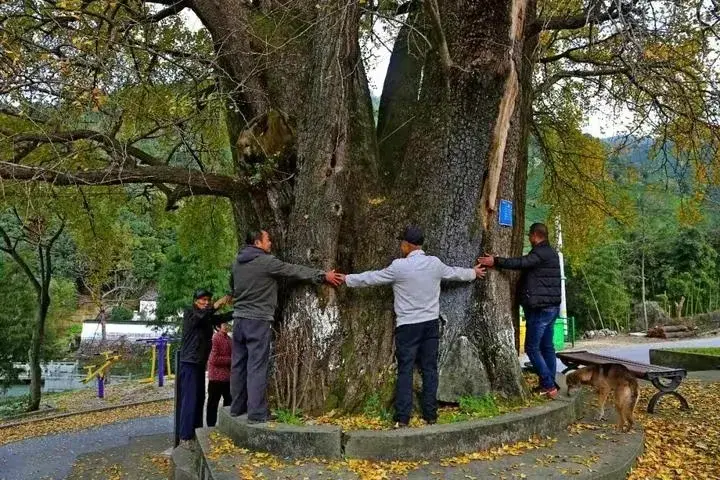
[0, 378, 174, 423]
[628, 379, 720, 479]
[0, 399, 173, 445]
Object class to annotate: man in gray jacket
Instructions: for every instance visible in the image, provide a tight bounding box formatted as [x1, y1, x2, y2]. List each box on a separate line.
[343, 226, 486, 427]
[229, 229, 343, 423]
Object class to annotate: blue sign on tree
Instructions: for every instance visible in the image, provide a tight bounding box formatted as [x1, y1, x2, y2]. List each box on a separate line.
[498, 200, 513, 227]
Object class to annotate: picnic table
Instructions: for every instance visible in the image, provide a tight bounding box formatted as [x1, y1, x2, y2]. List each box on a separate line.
[556, 350, 690, 414]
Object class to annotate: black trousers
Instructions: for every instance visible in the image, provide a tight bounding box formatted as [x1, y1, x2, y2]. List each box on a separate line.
[394, 319, 440, 424]
[206, 380, 232, 427]
[179, 361, 205, 440]
[230, 318, 272, 421]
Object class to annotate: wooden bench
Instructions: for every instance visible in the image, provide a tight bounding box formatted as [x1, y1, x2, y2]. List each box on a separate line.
[556, 350, 690, 414]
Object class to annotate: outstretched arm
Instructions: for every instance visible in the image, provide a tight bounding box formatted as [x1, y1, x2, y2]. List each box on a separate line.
[479, 250, 542, 270]
[345, 264, 396, 288]
[267, 256, 325, 283]
[440, 262, 482, 282]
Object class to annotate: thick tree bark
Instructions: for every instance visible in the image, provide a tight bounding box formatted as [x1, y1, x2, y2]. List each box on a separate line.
[386, 0, 533, 400]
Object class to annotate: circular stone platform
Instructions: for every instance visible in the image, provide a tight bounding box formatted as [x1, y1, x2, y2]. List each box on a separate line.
[212, 393, 581, 461]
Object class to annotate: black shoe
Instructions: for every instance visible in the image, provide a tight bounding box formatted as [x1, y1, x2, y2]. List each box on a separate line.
[247, 413, 277, 424]
[424, 419, 437, 425]
[393, 421, 409, 429]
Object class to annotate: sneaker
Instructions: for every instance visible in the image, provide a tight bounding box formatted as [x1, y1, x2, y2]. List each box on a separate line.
[393, 421, 409, 429]
[424, 418, 437, 425]
[539, 387, 558, 399]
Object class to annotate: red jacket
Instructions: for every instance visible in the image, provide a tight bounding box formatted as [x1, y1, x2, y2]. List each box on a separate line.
[207, 331, 232, 382]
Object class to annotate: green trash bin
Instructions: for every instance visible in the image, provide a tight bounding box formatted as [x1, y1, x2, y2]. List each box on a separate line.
[552, 319, 565, 351]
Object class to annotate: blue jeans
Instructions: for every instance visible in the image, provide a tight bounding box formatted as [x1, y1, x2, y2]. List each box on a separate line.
[525, 307, 559, 389]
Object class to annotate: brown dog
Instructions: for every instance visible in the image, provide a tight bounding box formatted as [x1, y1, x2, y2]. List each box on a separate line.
[566, 364, 640, 432]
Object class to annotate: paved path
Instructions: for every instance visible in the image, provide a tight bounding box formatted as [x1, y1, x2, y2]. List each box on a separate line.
[0, 415, 172, 480]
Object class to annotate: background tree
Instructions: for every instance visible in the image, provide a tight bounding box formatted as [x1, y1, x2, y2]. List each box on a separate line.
[0, 208, 66, 410]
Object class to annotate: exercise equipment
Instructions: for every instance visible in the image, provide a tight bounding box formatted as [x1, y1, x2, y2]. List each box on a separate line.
[82, 351, 121, 398]
[137, 335, 175, 387]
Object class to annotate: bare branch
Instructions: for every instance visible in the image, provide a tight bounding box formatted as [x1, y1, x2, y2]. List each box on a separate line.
[531, 1, 639, 35]
[147, 0, 189, 23]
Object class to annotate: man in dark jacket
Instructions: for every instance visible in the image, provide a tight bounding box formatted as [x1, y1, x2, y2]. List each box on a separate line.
[478, 222, 561, 397]
[229, 230, 343, 422]
[178, 289, 232, 448]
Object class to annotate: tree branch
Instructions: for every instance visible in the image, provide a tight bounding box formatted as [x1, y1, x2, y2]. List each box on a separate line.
[423, 0, 455, 86]
[0, 162, 245, 198]
[147, 0, 189, 23]
[0, 223, 42, 294]
[6, 129, 165, 167]
[536, 66, 630, 93]
[530, 1, 638, 36]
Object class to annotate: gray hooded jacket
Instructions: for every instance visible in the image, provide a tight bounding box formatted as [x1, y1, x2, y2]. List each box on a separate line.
[230, 246, 325, 321]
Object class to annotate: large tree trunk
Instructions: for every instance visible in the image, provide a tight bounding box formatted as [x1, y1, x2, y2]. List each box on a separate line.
[191, 0, 535, 413]
[381, 0, 532, 400]
[28, 291, 49, 411]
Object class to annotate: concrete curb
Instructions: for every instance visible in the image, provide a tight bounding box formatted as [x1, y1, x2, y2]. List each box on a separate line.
[587, 431, 644, 480]
[343, 395, 580, 460]
[0, 396, 173, 430]
[216, 407, 343, 459]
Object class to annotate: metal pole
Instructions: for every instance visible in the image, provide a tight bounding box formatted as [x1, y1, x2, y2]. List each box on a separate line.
[158, 338, 165, 388]
[173, 350, 180, 448]
[97, 374, 104, 399]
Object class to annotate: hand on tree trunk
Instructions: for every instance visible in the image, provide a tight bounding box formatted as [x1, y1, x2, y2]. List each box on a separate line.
[477, 256, 495, 268]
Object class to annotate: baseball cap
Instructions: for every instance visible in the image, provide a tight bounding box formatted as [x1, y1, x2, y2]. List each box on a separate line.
[193, 289, 213, 300]
[397, 225, 424, 246]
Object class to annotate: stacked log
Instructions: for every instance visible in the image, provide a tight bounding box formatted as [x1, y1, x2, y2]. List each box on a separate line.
[647, 325, 697, 339]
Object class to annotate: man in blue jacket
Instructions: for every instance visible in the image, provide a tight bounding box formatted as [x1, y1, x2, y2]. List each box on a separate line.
[478, 222, 561, 398]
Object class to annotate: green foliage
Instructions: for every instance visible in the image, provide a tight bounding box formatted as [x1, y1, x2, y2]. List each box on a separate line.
[437, 395, 500, 424]
[156, 197, 236, 320]
[458, 395, 499, 417]
[668, 348, 720, 357]
[110, 306, 134, 322]
[566, 242, 632, 332]
[0, 395, 29, 418]
[0, 259, 37, 387]
[362, 392, 392, 422]
[273, 408, 304, 425]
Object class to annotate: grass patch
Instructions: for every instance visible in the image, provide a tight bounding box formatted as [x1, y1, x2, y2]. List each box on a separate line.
[361, 393, 392, 423]
[272, 391, 547, 429]
[0, 395, 29, 419]
[273, 408, 304, 425]
[667, 347, 720, 357]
